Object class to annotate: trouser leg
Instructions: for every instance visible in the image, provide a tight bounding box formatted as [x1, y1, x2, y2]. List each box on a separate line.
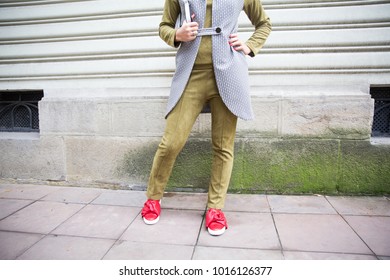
[207, 95, 238, 209]
[146, 74, 205, 200]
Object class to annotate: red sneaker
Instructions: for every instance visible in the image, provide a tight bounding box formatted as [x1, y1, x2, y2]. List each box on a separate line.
[206, 208, 228, 236]
[141, 199, 161, 225]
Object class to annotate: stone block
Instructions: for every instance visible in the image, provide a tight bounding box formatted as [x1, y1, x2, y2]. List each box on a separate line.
[110, 99, 166, 136]
[0, 135, 65, 180]
[237, 97, 280, 137]
[64, 136, 154, 182]
[281, 95, 373, 139]
[39, 99, 101, 135]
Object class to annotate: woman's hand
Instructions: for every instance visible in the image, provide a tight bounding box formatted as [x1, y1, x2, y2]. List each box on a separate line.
[229, 34, 251, 55]
[175, 21, 199, 42]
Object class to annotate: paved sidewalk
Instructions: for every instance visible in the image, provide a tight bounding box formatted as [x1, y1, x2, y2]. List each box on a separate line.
[0, 183, 389, 260]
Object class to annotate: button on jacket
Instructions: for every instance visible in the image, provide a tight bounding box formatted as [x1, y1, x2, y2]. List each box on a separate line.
[159, 0, 271, 120]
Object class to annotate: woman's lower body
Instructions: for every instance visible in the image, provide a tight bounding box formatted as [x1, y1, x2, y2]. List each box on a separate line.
[142, 68, 238, 235]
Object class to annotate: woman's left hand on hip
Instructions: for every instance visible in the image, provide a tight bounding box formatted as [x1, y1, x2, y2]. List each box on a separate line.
[228, 34, 251, 55]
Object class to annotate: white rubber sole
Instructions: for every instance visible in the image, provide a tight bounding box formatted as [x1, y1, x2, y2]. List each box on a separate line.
[143, 215, 160, 225]
[207, 226, 226, 236]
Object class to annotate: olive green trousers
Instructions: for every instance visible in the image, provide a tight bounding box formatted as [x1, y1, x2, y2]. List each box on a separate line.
[146, 68, 238, 209]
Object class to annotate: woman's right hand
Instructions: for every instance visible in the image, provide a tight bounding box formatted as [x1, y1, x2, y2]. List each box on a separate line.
[175, 20, 199, 42]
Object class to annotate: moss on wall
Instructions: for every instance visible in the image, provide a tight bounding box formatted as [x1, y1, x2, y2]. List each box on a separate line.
[338, 141, 390, 194]
[230, 139, 341, 194]
[120, 138, 390, 195]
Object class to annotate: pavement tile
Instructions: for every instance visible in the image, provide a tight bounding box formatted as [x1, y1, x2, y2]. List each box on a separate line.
[0, 198, 34, 220]
[267, 195, 336, 214]
[198, 212, 280, 250]
[91, 190, 145, 207]
[0, 184, 61, 200]
[52, 204, 139, 239]
[193, 246, 283, 260]
[104, 240, 194, 260]
[283, 251, 377, 260]
[0, 201, 84, 234]
[17, 235, 115, 260]
[224, 194, 270, 213]
[0, 231, 44, 260]
[41, 187, 104, 204]
[326, 196, 390, 216]
[344, 215, 390, 257]
[161, 192, 207, 210]
[274, 214, 372, 254]
[121, 209, 203, 246]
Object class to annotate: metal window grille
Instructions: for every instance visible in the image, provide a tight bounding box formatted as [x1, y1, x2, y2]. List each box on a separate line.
[370, 87, 390, 137]
[0, 90, 43, 132]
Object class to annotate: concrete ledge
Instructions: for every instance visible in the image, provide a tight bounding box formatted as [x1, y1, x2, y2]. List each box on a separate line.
[39, 86, 373, 139]
[1, 136, 389, 195]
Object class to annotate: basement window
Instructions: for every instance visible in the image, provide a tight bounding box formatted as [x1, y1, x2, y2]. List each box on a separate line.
[0, 90, 43, 132]
[370, 86, 390, 137]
